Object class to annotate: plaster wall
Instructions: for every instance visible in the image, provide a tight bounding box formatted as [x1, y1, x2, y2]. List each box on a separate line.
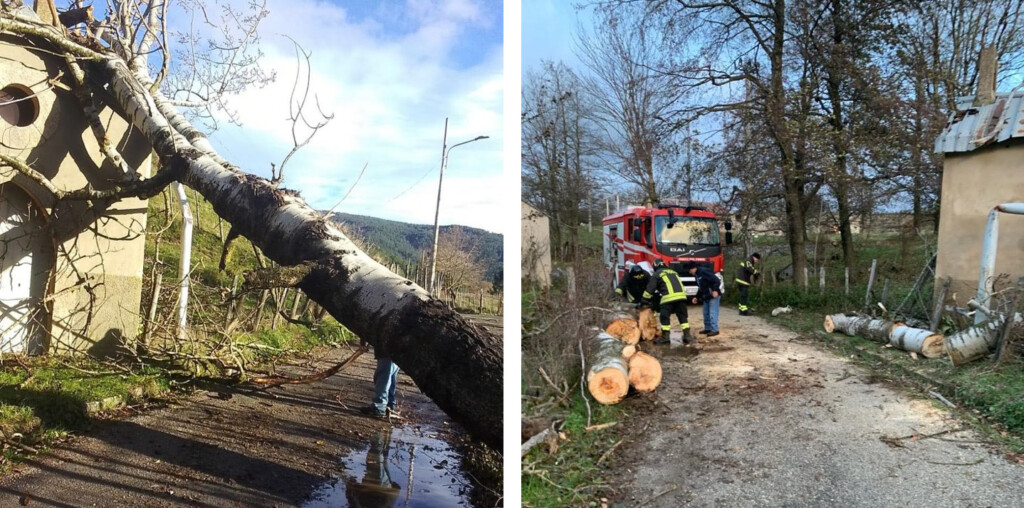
[0, 35, 151, 354]
[935, 143, 1024, 305]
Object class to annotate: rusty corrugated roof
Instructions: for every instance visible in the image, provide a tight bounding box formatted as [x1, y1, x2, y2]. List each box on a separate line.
[934, 91, 1024, 153]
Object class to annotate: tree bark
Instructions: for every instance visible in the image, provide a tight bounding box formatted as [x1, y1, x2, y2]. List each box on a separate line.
[0, 21, 504, 448]
[586, 331, 630, 404]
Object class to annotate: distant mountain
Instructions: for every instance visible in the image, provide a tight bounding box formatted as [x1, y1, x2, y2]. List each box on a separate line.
[328, 212, 503, 289]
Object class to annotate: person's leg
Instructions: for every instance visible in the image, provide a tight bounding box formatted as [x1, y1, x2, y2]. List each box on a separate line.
[738, 285, 750, 315]
[702, 300, 711, 332]
[676, 302, 692, 344]
[386, 363, 399, 412]
[655, 303, 672, 344]
[370, 356, 393, 414]
[709, 296, 720, 334]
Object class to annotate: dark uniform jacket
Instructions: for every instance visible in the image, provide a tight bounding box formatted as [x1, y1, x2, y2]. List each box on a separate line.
[735, 257, 760, 286]
[616, 265, 650, 303]
[694, 266, 721, 301]
[643, 267, 688, 304]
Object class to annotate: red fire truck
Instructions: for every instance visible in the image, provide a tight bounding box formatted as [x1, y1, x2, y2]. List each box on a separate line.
[603, 203, 732, 297]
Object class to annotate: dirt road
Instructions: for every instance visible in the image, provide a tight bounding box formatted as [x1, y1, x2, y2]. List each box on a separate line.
[616, 307, 1024, 507]
[0, 316, 500, 507]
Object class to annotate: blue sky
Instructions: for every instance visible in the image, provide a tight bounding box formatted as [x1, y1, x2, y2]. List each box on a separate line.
[157, 0, 504, 233]
[521, 1, 588, 74]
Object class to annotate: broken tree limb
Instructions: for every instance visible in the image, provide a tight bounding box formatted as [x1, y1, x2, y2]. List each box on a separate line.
[945, 314, 1023, 366]
[605, 318, 641, 345]
[521, 428, 556, 457]
[628, 351, 662, 392]
[889, 324, 945, 358]
[251, 346, 368, 388]
[586, 331, 630, 405]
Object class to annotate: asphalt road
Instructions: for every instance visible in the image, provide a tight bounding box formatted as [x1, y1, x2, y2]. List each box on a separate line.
[616, 307, 1024, 507]
[0, 313, 502, 507]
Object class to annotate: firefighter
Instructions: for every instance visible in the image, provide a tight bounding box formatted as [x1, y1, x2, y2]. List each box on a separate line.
[615, 261, 651, 304]
[641, 259, 693, 345]
[735, 252, 761, 316]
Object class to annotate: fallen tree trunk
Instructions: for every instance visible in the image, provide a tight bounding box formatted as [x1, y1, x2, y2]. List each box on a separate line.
[586, 331, 630, 405]
[945, 314, 1022, 366]
[0, 17, 502, 449]
[823, 314, 892, 343]
[628, 351, 662, 392]
[606, 318, 641, 345]
[889, 325, 945, 358]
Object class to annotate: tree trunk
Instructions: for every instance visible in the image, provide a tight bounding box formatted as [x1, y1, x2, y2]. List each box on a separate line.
[889, 324, 945, 358]
[586, 331, 630, 404]
[945, 315, 1021, 366]
[54, 44, 504, 448]
[628, 351, 662, 392]
[823, 314, 893, 343]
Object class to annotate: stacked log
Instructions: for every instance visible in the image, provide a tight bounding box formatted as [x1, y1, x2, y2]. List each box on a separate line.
[823, 314, 893, 343]
[586, 331, 630, 404]
[627, 352, 662, 392]
[823, 313, 945, 357]
[605, 318, 641, 345]
[890, 324, 945, 358]
[637, 308, 660, 341]
[586, 310, 665, 404]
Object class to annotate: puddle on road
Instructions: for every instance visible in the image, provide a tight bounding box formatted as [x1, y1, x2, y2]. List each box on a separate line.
[304, 425, 472, 508]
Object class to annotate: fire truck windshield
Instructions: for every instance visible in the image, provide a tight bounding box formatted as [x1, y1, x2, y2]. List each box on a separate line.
[654, 216, 720, 246]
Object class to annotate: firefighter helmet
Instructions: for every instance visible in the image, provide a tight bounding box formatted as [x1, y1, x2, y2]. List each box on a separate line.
[652, 259, 666, 270]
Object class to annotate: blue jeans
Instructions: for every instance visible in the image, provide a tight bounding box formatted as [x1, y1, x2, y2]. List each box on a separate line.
[703, 296, 720, 332]
[372, 356, 400, 414]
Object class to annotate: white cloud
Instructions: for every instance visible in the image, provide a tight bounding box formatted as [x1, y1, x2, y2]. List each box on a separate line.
[201, 0, 504, 233]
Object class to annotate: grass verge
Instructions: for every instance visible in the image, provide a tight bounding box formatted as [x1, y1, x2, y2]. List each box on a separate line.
[522, 399, 622, 507]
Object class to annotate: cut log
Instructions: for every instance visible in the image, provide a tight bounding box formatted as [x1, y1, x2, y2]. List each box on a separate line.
[606, 318, 641, 345]
[889, 325, 945, 358]
[638, 308, 660, 341]
[586, 331, 630, 404]
[945, 314, 1023, 366]
[823, 314, 892, 343]
[627, 351, 662, 392]
[621, 344, 637, 359]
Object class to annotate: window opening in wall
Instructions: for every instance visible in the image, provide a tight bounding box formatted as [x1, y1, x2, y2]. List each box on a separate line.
[0, 85, 40, 127]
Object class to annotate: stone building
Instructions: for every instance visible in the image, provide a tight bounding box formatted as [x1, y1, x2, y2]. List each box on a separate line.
[0, 29, 151, 354]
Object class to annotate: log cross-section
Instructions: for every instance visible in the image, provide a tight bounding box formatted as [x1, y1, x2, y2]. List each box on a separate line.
[586, 331, 630, 405]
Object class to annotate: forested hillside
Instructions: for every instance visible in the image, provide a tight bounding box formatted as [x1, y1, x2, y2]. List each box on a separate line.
[329, 212, 503, 288]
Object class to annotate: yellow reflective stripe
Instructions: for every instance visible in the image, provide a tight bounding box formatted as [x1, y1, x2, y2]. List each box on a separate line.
[661, 325, 671, 331]
[661, 293, 687, 303]
[735, 279, 750, 286]
[615, 288, 623, 294]
[681, 322, 690, 329]
[642, 291, 653, 299]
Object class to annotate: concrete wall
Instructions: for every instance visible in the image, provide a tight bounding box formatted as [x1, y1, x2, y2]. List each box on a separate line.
[0, 35, 151, 355]
[935, 143, 1024, 304]
[521, 202, 551, 288]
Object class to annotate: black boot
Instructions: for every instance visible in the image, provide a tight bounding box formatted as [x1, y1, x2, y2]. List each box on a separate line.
[682, 328, 694, 345]
[653, 333, 670, 345]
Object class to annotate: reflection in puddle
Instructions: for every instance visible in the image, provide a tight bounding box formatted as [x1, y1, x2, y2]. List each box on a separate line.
[304, 426, 471, 507]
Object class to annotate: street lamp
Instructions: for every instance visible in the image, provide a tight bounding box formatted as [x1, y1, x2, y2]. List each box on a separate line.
[428, 117, 489, 296]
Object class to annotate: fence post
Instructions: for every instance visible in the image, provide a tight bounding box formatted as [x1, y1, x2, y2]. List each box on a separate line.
[803, 267, 809, 293]
[881, 278, 890, 308]
[844, 267, 850, 296]
[819, 267, 825, 294]
[864, 259, 878, 309]
[225, 273, 240, 328]
[930, 276, 951, 331]
[567, 267, 577, 303]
